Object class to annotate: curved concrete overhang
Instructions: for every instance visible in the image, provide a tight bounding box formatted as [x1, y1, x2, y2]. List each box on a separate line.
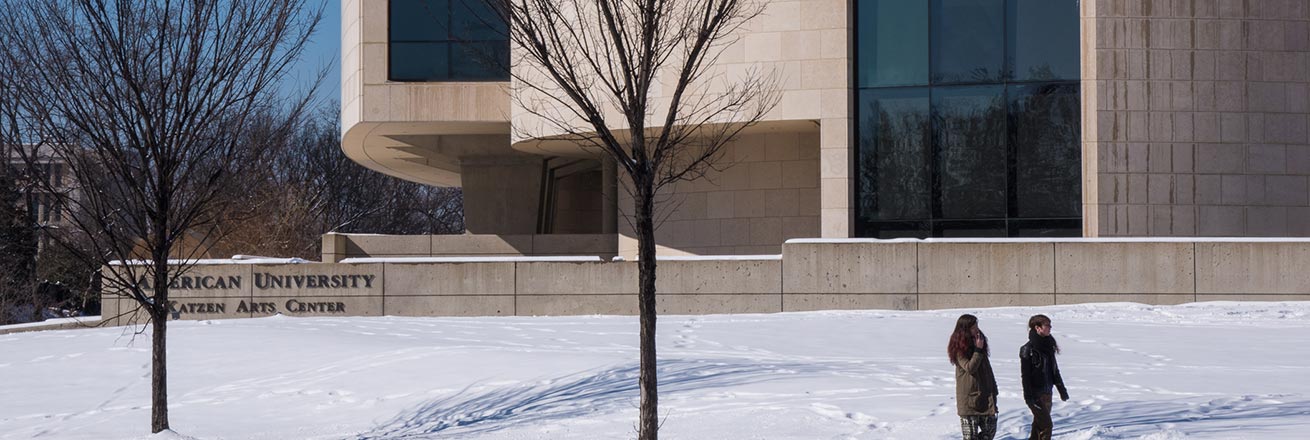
[509, 119, 823, 157]
[342, 120, 514, 187]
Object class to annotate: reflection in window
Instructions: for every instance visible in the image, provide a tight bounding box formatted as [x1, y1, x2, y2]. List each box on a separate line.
[1010, 83, 1081, 218]
[933, 85, 1006, 220]
[853, 0, 1081, 238]
[389, 0, 509, 82]
[858, 88, 931, 222]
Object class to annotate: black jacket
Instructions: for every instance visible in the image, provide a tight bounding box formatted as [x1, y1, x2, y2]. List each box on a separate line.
[1019, 330, 1068, 405]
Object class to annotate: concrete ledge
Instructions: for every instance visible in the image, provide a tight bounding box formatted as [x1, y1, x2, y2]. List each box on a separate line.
[430, 234, 533, 255]
[919, 243, 1054, 293]
[252, 296, 382, 317]
[1056, 294, 1197, 305]
[918, 293, 1056, 310]
[166, 297, 254, 320]
[517, 294, 637, 315]
[783, 242, 916, 293]
[345, 234, 432, 256]
[782, 294, 917, 311]
[1056, 242, 1194, 294]
[656, 260, 782, 294]
[516, 261, 637, 294]
[104, 240, 1310, 320]
[0, 317, 103, 335]
[658, 294, 781, 314]
[250, 264, 382, 297]
[386, 262, 514, 295]
[1197, 243, 1310, 294]
[385, 296, 514, 316]
[1196, 294, 1310, 302]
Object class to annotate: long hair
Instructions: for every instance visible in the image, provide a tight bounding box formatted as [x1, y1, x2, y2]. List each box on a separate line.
[948, 314, 987, 365]
[1028, 314, 1060, 353]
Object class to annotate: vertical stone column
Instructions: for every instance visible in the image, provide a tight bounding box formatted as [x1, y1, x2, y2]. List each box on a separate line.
[602, 156, 618, 234]
[812, 0, 851, 238]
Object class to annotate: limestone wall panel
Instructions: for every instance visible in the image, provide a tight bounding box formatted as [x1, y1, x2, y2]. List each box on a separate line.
[656, 260, 782, 294]
[918, 293, 1056, 310]
[918, 243, 1056, 294]
[516, 261, 638, 295]
[657, 294, 781, 314]
[516, 295, 638, 315]
[1055, 242, 1195, 293]
[385, 263, 514, 296]
[781, 294, 917, 312]
[385, 296, 515, 316]
[782, 242, 917, 294]
[1196, 242, 1310, 293]
[250, 264, 383, 297]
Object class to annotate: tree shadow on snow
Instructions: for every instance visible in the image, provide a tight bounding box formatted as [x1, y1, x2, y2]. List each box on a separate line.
[993, 395, 1310, 439]
[354, 358, 807, 439]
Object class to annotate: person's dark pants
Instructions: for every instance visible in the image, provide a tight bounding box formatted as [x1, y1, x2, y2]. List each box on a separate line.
[1028, 393, 1053, 440]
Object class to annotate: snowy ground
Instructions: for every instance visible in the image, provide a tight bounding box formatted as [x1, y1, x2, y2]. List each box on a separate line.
[2, 302, 1309, 439]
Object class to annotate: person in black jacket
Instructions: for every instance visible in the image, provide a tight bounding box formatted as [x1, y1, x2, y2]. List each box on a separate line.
[1020, 314, 1068, 440]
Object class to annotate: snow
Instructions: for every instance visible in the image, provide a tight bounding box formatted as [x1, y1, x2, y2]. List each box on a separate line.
[338, 256, 606, 263]
[108, 257, 311, 266]
[785, 237, 1310, 244]
[2, 302, 1309, 439]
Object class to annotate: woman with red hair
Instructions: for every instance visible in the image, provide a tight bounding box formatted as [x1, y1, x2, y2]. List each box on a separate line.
[949, 314, 998, 440]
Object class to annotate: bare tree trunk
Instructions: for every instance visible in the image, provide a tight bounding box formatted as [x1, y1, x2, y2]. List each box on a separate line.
[635, 176, 658, 440]
[150, 308, 169, 433]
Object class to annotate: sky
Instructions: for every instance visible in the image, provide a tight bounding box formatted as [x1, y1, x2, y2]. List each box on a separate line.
[287, 0, 341, 108]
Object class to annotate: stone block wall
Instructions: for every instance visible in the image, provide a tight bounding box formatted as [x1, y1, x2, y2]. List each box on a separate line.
[1085, 0, 1310, 236]
[617, 131, 821, 257]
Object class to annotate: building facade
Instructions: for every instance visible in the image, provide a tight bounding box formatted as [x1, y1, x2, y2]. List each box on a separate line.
[341, 0, 1310, 258]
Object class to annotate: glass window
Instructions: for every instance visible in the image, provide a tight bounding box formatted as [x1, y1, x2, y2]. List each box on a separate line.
[1009, 83, 1081, 218]
[1007, 0, 1080, 81]
[389, 0, 508, 82]
[391, 42, 451, 81]
[390, 0, 450, 41]
[931, 0, 1005, 84]
[854, 0, 1081, 238]
[451, 0, 506, 40]
[935, 220, 1007, 237]
[857, 0, 929, 87]
[933, 85, 1007, 220]
[857, 88, 932, 223]
[450, 41, 510, 80]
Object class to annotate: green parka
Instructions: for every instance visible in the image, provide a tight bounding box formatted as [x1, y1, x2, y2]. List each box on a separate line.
[954, 349, 999, 416]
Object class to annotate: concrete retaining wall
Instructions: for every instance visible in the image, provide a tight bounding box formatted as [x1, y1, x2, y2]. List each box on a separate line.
[104, 239, 1310, 324]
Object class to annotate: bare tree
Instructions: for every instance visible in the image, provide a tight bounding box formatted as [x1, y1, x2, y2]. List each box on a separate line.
[0, 0, 323, 433]
[489, 0, 778, 437]
[218, 104, 465, 260]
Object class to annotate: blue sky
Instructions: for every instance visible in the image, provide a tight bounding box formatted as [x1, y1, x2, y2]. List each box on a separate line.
[287, 0, 341, 107]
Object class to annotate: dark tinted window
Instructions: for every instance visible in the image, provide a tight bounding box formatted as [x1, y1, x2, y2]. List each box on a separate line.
[930, 0, 1005, 84]
[390, 0, 508, 81]
[857, 88, 931, 222]
[933, 85, 1007, 219]
[857, 0, 929, 87]
[853, 0, 1081, 238]
[1009, 83, 1081, 218]
[1007, 0, 1080, 81]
